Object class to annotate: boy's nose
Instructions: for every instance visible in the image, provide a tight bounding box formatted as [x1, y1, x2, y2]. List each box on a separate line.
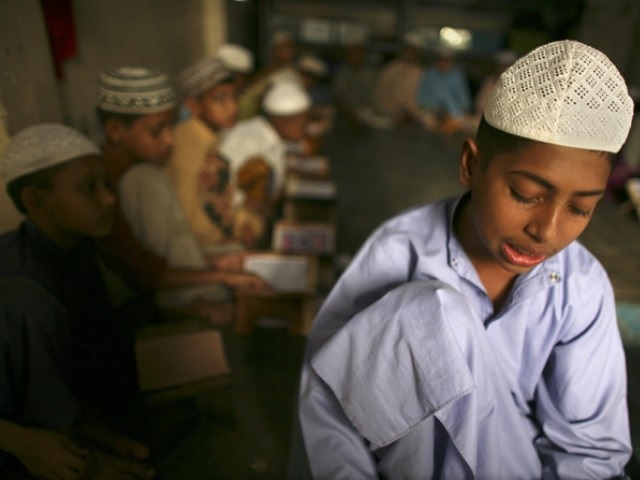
[525, 205, 560, 242]
[163, 127, 175, 147]
[100, 185, 117, 206]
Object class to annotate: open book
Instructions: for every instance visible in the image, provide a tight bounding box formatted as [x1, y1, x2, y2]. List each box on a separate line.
[243, 253, 316, 293]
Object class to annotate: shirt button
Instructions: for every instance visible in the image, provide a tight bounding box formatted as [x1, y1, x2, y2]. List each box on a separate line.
[452, 258, 459, 267]
[549, 272, 561, 283]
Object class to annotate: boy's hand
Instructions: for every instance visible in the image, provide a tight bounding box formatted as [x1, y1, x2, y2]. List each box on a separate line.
[82, 448, 155, 479]
[13, 427, 90, 480]
[206, 251, 248, 272]
[224, 272, 270, 291]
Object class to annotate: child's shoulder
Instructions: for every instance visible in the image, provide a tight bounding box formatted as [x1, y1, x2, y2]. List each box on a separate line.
[377, 197, 453, 233]
[119, 163, 170, 195]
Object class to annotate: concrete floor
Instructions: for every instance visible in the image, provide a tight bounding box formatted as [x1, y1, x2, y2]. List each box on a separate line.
[149, 122, 640, 479]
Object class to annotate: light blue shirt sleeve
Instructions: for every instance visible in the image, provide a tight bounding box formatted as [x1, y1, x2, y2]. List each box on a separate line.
[293, 196, 631, 479]
[533, 265, 631, 479]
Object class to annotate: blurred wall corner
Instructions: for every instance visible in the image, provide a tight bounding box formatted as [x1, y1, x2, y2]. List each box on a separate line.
[0, 97, 25, 234]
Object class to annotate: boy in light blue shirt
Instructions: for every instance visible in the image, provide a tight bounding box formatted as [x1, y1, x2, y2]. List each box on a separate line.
[294, 40, 635, 479]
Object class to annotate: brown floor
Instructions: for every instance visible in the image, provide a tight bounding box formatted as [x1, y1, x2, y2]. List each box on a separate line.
[150, 121, 640, 479]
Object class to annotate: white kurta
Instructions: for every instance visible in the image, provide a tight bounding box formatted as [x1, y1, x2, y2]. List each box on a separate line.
[118, 163, 227, 307]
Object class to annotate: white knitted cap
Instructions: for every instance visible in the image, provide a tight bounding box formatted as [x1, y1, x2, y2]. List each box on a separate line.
[179, 57, 233, 97]
[262, 80, 311, 116]
[217, 43, 254, 73]
[96, 67, 176, 114]
[1, 123, 101, 184]
[484, 40, 634, 153]
[297, 54, 328, 78]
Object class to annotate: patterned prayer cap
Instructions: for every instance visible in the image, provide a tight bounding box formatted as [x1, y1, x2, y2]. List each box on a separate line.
[179, 57, 233, 97]
[96, 67, 176, 114]
[1, 123, 100, 184]
[484, 40, 634, 153]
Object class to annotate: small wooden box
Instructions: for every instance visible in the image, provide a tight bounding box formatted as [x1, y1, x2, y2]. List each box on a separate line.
[272, 220, 335, 255]
[135, 320, 231, 405]
[236, 253, 319, 335]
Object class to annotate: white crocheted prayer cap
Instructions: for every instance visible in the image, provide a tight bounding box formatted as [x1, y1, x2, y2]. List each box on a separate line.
[297, 54, 328, 78]
[1, 123, 100, 184]
[217, 43, 254, 73]
[96, 67, 176, 114]
[262, 80, 311, 116]
[484, 40, 634, 153]
[179, 57, 233, 97]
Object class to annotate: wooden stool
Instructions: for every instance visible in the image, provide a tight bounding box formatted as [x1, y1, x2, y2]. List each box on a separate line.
[235, 291, 319, 335]
[236, 254, 319, 335]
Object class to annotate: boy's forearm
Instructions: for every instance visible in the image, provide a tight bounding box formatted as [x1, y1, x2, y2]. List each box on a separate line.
[0, 419, 27, 455]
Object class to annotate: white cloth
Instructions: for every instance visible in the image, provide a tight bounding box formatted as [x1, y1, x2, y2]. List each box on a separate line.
[118, 163, 226, 307]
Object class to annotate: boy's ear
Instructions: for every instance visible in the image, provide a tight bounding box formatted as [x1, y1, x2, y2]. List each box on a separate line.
[104, 118, 127, 143]
[459, 139, 480, 188]
[20, 186, 46, 214]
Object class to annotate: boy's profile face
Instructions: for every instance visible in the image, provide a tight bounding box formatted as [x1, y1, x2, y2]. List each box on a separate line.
[457, 140, 611, 277]
[114, 109, 176, 165]
[190, 82, 238, 131]
[270, 112, 308, 142]
[36, 155, 116, 247]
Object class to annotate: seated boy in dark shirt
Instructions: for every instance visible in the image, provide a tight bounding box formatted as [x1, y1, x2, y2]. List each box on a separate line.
[0, 123, 155, 479]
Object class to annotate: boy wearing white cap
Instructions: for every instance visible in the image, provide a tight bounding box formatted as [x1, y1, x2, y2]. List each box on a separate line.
[237, 31, 302, 121]
[373, 32, 424, 123]
[410, 45, 473, 134]
[217, 43, 255, 94]
[0, 124, 155, 479]
[96, 67, 265, 325]
[294, 40, 634, 478]
[220, 79, 312, 246]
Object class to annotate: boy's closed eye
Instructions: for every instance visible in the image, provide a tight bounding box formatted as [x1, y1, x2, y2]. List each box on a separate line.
[509, 186, 595, 218]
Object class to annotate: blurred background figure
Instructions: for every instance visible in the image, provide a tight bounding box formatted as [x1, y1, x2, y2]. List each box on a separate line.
[333, 41, 392, 129]
[408, 45, 473, 135]
[296, 53, 335, 137]
[373, 31, 424, 125]
[238, 30, 300, 121]
[217, 43, 255, 95]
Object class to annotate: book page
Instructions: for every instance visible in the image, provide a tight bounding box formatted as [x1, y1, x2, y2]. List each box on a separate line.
[243, 254, 309, 292]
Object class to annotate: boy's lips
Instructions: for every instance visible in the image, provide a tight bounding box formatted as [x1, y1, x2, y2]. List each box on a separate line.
[501, 242, 546, 268]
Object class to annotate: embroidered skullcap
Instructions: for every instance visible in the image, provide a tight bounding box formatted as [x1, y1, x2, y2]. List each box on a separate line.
[1, 123, 100, 184]
[96, 67, 176, 114]
[262, 80, 311, 116]
[484, 40, 634, 153]
[217, 43, 254, 73]
[179, 57, 233, 97]
[297, 54, 328, 78]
